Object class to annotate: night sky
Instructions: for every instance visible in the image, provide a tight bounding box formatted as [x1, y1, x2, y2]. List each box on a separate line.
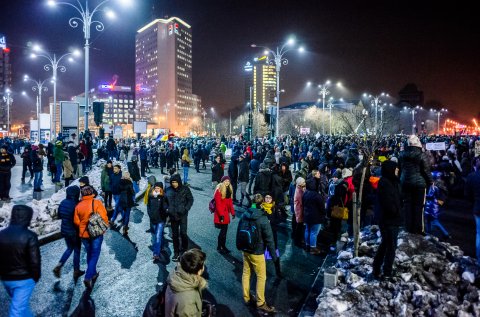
[1, 0, 479, 124]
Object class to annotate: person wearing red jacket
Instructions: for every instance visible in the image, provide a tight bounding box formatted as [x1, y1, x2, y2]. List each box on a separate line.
[213, 176, 235, 254]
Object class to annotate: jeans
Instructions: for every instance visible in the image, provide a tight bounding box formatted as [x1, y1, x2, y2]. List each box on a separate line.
[247, 173, 256, 194]
[242, 253, 267, 307]
[108, 150, 116, 160]
[111, 195, 122, 221]
[152, 222, 165, 256]
[475, 215, 480, 263]
[59, 234, 81, 270]
[132, 181, 139, 194]
[304, 223, 322, 248]
[81, 235, 103, 280]
[3, 279, 36, 317]
[373, 225, 400, 276]
[54, 162, 63, 182]
[122, 208, 131, 227]
[183, 166, 189, 183]
[22, 164, 33, 179]
[33, 171, 42, 190]
[426, 218, 450, 237]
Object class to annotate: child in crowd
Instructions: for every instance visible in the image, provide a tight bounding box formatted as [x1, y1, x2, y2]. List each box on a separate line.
[424, 171, 451, 239]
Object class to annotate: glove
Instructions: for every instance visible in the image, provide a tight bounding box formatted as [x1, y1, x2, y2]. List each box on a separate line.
[232, 214, 236, 219]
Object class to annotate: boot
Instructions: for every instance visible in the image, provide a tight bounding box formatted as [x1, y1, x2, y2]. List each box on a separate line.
[53, 264, 62, 278]
[123, 226, 129, 236]
[73, 269, 85, 279]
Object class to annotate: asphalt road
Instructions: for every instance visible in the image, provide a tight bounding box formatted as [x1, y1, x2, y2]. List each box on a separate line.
[0, 162, 325, 317]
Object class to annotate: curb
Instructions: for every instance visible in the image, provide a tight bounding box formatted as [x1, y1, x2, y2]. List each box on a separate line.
[37, 188, 147, 245]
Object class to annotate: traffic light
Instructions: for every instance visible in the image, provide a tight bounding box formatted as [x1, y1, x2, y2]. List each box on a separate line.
[92, 102, 104, 126]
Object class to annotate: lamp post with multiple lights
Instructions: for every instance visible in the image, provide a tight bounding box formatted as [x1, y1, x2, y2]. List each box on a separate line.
[24, 76, 49, 140]
[430, 108, 448, 135]
[251, 38, 304, 137]
[363, 92, 389, 135]
[30, 44, 80, 136]
[47, 0, 131, 131]
[3, 89, 12, 134]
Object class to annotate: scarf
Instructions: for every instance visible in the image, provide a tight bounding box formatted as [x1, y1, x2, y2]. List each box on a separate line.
[261, 202, 275, 215]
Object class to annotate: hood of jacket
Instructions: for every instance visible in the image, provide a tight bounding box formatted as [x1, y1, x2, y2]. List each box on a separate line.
[66, 185, 81, 201]
[170, 173, 183, 188]
[244, 206, 264, 220]
[147, 175, 157, 186]
[10, 205, 33, 227]
[167, 265, 207, 294]
[381, 160, 398, 182]
[183, 149, 189, 156]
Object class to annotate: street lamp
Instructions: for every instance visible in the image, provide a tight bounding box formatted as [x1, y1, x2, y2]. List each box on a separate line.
[251, 37, 304, 138]
[30, 45, 80, 137]
[47, 0, 130, 132]
[363, 92, 389, 135]
[430, 108, 448, 135]
[404, 105, 422, 134]
[24, 75, 49, 140]
[318, 81, 331, 135]
[326, 97, 344, 135]
[3, 89, 12, 134]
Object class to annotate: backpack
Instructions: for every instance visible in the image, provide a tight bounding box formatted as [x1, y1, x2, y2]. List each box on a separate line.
[208, 198, 216, 214]
[87, 200, 109, 238]
[143, 283, 167, 317]
[236, 213, 260, 252]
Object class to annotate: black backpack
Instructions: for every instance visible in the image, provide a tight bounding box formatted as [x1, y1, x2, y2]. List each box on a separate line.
[236, 213, 260, 252]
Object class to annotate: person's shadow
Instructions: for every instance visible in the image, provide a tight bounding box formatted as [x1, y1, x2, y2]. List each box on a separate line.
[105, 230, 138, 269]
[70, 290, 95, 317]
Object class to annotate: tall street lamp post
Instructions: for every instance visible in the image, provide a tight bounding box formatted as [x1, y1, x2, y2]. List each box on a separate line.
[3, 89, 12, 134]
[430, 108, 448, 135]
[404, 105, 422, 134]
[251, 38, 303, 138]
[318, 81, 331, 135]
[31, 45, 79, 137]
[363, 92, 389, 134]
[47, 0, 128, 131]
[24, 76, 49, 140]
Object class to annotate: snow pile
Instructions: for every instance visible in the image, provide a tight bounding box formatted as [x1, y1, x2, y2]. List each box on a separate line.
[316, 226, 480, 317]
[0, 159, 147, 237]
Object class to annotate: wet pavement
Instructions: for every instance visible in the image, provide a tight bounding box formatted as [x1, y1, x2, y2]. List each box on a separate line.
[0, 162, 325, 317]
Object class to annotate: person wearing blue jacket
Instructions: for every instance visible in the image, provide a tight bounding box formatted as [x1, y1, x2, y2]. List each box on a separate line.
[109, 164, 123, 224]
[53, 185, 84, 280]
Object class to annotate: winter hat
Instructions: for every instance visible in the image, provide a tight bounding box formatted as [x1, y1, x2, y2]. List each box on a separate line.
[81, 185, 95, 197]
[154, 182, 164, 188]
[296, 177, 306, 186]
[390, 156, 398, 163]
[106, 160, 113, 164]
[221, 175, 231, 182]
[1, 145, 8, 150]
[333, 169, 343, 178]
[342, 168, 353, 179]
[259, 163, 267, 169]
[407, 135, 422, 148]
[79, 176, 90, 185]
[239, 154, 246, 159]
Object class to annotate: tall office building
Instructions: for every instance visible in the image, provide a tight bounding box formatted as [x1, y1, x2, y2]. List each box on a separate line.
[0, 34, 12, 132]
[135, 17, 202, 136]
[244, 57, 277, 113]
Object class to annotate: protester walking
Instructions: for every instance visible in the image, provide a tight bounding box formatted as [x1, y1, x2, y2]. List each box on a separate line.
[181, 148, 192, 185]
[148, 182, 168, 262]
[101, 160, 113, 212]
[0, 145, 16, 201]
[53, 186, 85, 280]
[74, 185, 109, 289]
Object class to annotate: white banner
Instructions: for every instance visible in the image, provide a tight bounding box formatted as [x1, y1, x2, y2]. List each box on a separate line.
[426, 142, 446, 151]
[114, 126, 123, 139]
[133, 121, 147, 134]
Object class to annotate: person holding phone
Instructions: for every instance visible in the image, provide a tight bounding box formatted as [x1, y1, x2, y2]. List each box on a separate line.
[213, 176, 236, 254]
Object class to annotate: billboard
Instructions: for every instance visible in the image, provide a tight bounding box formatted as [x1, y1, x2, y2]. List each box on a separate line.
[61, 102, 79, 141]
[133, 121, 147, 134]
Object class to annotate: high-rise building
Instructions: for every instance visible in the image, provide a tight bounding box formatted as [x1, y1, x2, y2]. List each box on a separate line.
[135, 17, 202, 136]
[244, 57, 277, 113]
[0, 34, 12, 132]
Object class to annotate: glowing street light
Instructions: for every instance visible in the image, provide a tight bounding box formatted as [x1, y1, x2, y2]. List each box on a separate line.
[251, 36, 304, 137]
[430, 108, 448, 135]
[30, 44, 80, 137]
[363, 92, 390, 135]
[24, 75, 49, 140]
[47, 0, 131, 132]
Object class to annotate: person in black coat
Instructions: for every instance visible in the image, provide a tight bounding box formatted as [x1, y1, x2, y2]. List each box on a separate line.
[398, 135, 433, 234]
[0, 205, 40, 317]
[0, 145, 16, 200]
[165, 174, 194, 261]
[21, 146, 33, 182]
[302, 180, 326, 255]
[254, 163, 272, 198]
[211, 155, 224, 187]
[148, 182, 168, 262]
[117, 172, 136, 235]
[238, 154, 251, 207]
[228, 154, 239, 203]
[53, 186, 84, 279]
[159, 147, 167, 174]
[372, 160, 403, 279]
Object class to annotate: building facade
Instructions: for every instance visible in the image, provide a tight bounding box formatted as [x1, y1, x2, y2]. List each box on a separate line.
[135, 17, 202, 136]
[244, 57, 277, 113]
[0, 34, 12, 133]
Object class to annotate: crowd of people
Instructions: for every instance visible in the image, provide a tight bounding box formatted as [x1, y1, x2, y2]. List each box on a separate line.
[0, 131, 479, 316]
